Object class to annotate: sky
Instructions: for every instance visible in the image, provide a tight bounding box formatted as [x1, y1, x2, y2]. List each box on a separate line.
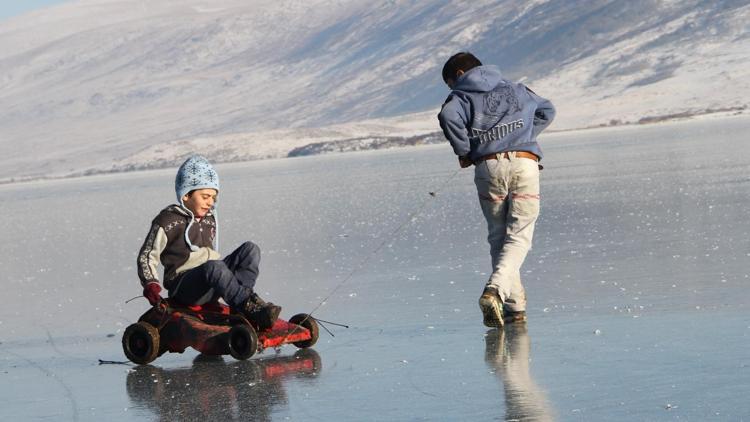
[0, 0, 70, 21]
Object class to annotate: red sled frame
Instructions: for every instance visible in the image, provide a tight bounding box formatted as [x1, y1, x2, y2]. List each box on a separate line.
[122, 299, 319, 365]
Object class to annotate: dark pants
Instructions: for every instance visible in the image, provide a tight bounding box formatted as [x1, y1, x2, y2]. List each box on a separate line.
[169, 241, 260, 308]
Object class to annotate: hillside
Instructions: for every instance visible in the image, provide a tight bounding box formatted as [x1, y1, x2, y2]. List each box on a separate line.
[0, 0, 748, 181]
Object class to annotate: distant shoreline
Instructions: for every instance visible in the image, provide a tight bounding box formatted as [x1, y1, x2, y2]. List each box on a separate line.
[2, 106, 746, 186]
[551, 105, 747, 133]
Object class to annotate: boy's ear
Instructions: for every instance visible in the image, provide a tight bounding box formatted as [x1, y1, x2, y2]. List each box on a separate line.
[456, 69, 465, 78]
[182, 193, 190, 203]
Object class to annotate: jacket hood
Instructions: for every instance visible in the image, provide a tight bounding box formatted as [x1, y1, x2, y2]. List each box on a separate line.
[452, 65, 503, 93]
[163, 204, 216, 252]
[165, 204, 213, 218]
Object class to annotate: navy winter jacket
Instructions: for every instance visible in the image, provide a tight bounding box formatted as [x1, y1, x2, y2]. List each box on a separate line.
[438, 65, 555, 162]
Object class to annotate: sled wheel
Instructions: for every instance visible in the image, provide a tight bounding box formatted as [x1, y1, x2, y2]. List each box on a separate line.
[228, 324, 258, 360]
[289, 313, 319, 348]
[122, 322, 160, 365]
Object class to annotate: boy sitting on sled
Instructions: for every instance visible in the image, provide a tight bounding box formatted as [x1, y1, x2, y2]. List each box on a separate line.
[136, 155, 281, 329]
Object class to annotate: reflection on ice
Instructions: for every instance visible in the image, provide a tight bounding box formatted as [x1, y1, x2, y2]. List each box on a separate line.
[126, 349, 321, 421]
[485, 325, 554, 421]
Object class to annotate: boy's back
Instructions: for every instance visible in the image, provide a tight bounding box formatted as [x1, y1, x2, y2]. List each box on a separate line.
[438, 64, 554, 163]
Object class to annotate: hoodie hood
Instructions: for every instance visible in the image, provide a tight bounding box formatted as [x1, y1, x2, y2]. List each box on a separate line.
[452, 65, 503, 93]
[165, 204, 213, 218]
[164, 203, 218, 253]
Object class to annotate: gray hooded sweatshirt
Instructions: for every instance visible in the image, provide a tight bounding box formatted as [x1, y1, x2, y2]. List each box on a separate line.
[438, 65, 555, 162]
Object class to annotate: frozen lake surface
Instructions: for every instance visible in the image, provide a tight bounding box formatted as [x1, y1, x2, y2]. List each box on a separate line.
[1, 115, 749, 421]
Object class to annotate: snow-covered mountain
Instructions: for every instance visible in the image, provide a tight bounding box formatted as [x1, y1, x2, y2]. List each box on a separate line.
[1, 0, 748, 182]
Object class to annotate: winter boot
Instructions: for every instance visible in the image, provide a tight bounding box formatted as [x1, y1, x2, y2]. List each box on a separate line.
[503, 310, 527, 324]
[248, 292, 268, 306]
[478, 285, 504, 328]
[241, 294, 281, 330]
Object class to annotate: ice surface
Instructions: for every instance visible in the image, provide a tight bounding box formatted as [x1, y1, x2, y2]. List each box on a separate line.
[1, 115, 749, 420]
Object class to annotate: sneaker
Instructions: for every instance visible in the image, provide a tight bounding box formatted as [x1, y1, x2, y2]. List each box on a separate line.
[242, 299, 281, 330]
[478, 286, 504, 328]
[503, 310, 527, 323]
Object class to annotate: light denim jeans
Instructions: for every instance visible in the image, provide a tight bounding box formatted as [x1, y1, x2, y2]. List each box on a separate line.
[474, 152, 540, 312]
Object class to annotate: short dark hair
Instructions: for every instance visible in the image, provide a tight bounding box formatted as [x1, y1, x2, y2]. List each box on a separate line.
[442, 52, 482, 83]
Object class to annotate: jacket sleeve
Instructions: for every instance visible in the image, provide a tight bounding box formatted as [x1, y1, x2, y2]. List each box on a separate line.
[137, 223, 168, 287]
[525, 86, 556, 137]
[437, 95, 471, 157]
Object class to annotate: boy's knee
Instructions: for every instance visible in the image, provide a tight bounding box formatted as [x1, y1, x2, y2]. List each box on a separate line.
[240, 241, 260, 256]
[203, 260, 231, 282]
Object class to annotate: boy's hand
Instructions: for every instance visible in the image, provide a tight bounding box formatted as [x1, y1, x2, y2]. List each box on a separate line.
[458, 156, 473, 168]
[143, 282, 162, 306]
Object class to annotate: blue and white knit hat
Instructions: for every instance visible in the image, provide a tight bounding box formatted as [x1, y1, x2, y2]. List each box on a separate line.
[175, 155, 220, 202]
[175, 155, 220, 251]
